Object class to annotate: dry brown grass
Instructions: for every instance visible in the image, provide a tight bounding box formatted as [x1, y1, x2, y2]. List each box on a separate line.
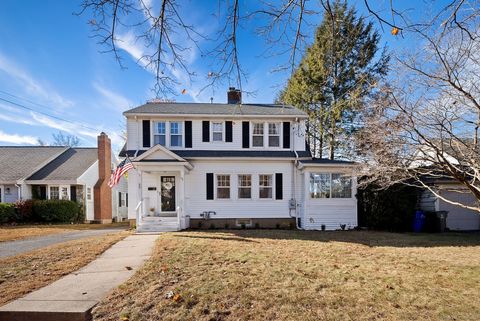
[93, 230, 480, 321]
[0, 222, 129, 242]
[0, 231, 129, 305]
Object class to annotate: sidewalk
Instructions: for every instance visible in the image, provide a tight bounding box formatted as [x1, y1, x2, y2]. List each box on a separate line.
[0, 234, 158, 321]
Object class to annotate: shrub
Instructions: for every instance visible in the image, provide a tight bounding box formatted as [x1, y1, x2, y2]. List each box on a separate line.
[32, 200, 80, 223]
[0, 203, 16, 223]
[14, 199, 34, 222]
[357, 183, 419, 232]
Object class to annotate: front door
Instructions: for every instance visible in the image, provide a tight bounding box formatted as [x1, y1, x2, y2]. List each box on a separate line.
[160, 176, 176, 212]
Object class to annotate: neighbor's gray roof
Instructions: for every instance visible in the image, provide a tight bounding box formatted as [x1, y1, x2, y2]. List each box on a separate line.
[124, 103, 308, 117]
[27, 148, 98, 181]
[0, 146, 67, 182]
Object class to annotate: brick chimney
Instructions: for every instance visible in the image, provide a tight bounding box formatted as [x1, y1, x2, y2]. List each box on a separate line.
[93, 132, 112, 223]
[227, 87, 242, 104]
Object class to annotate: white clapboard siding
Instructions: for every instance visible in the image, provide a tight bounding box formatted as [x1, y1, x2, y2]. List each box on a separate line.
[2, 185, 19, 203]
[439, 188, 480, 231]
[126, 118, 306, 152]
[185, 160, 295, 218]
[301, 170, 358, 230]
[418, 189, 437, 212]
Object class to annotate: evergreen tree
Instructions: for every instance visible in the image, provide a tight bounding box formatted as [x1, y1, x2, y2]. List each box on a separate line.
[279, 0, 389, 159]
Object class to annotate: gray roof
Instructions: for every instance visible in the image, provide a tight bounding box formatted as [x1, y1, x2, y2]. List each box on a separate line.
[124, 102, 308, 117]
[0, 146, 66, 183]
[27, 148, 98, 181]
[120, 149, 312, 159]
[299, 159, 355, 165]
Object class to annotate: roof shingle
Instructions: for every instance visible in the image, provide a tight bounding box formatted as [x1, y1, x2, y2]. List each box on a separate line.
[0, 147, 66, 183]
[124, 102, 308, 117]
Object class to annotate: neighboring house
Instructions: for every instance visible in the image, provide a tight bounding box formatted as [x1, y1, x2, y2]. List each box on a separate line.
[121, 88, 357, 232]
[0, 133, 127, 222]
[419, 184, 480, 231]
[412, 144, 480, 230]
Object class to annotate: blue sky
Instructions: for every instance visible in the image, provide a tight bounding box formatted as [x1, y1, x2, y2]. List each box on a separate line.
[0, 0, 443, 150]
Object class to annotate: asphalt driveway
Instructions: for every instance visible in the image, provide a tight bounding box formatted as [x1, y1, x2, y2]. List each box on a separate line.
[0, 228, 126, 258]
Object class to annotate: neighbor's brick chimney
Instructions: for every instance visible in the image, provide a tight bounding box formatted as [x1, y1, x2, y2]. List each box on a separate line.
[227, 87, 242, 104]
[93, 132, 112, 223]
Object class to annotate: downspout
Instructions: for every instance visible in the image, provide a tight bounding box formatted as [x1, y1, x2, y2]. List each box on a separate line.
[291, 118, 303, 230]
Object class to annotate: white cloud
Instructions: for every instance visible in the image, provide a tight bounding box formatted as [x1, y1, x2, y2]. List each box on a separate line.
[0, 130, 38, 145]
[115, 31, 153, 72]
[0, 52, 73, 109]
[93, 83, 133, 111]
[30, 113, 99, 141]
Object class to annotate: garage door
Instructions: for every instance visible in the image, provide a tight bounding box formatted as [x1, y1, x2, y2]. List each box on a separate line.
[439, 190, 480, 231]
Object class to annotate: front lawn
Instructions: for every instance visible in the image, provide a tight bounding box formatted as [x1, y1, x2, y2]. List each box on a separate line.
[93, 230, 480, 321]
[0, 231, 129, 305]
[0, 222, 129, 242]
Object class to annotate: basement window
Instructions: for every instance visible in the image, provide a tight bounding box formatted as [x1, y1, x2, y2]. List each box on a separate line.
[235, 218, 252, 227]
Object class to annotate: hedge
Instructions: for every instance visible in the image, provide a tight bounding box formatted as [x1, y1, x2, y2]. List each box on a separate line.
[32, 200, 82, 223]
[0, 203, 16, 223]
[357, 183, 419, 232]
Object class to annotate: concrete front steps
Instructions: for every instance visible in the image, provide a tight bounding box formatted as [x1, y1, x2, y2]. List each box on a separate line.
[137, 216, 180, 233]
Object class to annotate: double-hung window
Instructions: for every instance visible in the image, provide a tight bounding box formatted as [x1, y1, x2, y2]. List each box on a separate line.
[238, 174, 252, 199]
[310, 173, 352, 198]
[216, 175, 230, 199]
[212, 122, 223, 142]
[268, 123, 280, 147]
[50, 186, 59, 200]
[259, 174, 273, 199]
[170, 122, 183, 147]
[154, 122, 166, 146]
[252, 123, 264, 147]
[61, 187, 69, 200]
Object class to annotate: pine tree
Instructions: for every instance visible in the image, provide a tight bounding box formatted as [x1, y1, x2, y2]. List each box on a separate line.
[279, 0, 389, 159]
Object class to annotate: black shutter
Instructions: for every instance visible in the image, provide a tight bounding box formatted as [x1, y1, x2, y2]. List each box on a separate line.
[225, 121, 233, 142]
[275, 173, 283, 200]
[185, 121, 192, 148]
[283, 122, 291, 149]
[118, 192, 122, 207]
[242, 121, 250, 148]
[142, 120, 151, 148]
[206, 173, 214, 200]
[202, 121, 210, 142]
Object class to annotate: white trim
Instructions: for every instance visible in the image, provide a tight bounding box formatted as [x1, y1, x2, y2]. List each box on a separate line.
[125, 114, 308, 119]
[135, 144, 187, 162]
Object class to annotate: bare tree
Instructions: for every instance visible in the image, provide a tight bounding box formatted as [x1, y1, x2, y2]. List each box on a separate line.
[52, 132, 81, 147]
[357, 1, 480, 212]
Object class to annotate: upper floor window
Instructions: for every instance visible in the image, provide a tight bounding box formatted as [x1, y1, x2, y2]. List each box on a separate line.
[252, 123, 264, 147]
[238, 174, 252, 199]
[216, 175, 230, 199]
[212, 122, 223, 142]
[268, 123, 280, 147]
[170, 122, 183, 147]
[310, 173, 352, 199]
[154, 122, 166, 146]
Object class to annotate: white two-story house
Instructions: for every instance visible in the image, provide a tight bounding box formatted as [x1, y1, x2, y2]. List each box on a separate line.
[121, 88, 357, 232]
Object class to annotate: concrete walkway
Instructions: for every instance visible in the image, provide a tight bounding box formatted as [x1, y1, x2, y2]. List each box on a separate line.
[0, 234, 158, 321]
[0, 228, 126, 258]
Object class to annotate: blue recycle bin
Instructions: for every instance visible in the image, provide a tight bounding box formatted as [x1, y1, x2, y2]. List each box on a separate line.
[413, 210, 425, 232]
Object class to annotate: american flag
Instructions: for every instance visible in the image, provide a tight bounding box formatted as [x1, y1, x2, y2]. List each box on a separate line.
[108, 157, 134, 188]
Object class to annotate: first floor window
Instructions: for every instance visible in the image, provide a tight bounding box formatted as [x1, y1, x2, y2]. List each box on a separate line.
[154, 121, 166, 146]
[212, 122, 223, 142]
[216, 175, 230, 199]
[238, 174, 252, 199]
[61, 187, 69, 200]
[87, 187, 92, 200]
[259, 174, 273, 199]
[252, 123, 264, 147]
[5, 187, 11, 195]
[170, 122, 183, 147]
[310, 173, 351, 198]
[268, 123, 280, 147]
[50, 186, 59, 200]
[331, 174, 352, 198]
